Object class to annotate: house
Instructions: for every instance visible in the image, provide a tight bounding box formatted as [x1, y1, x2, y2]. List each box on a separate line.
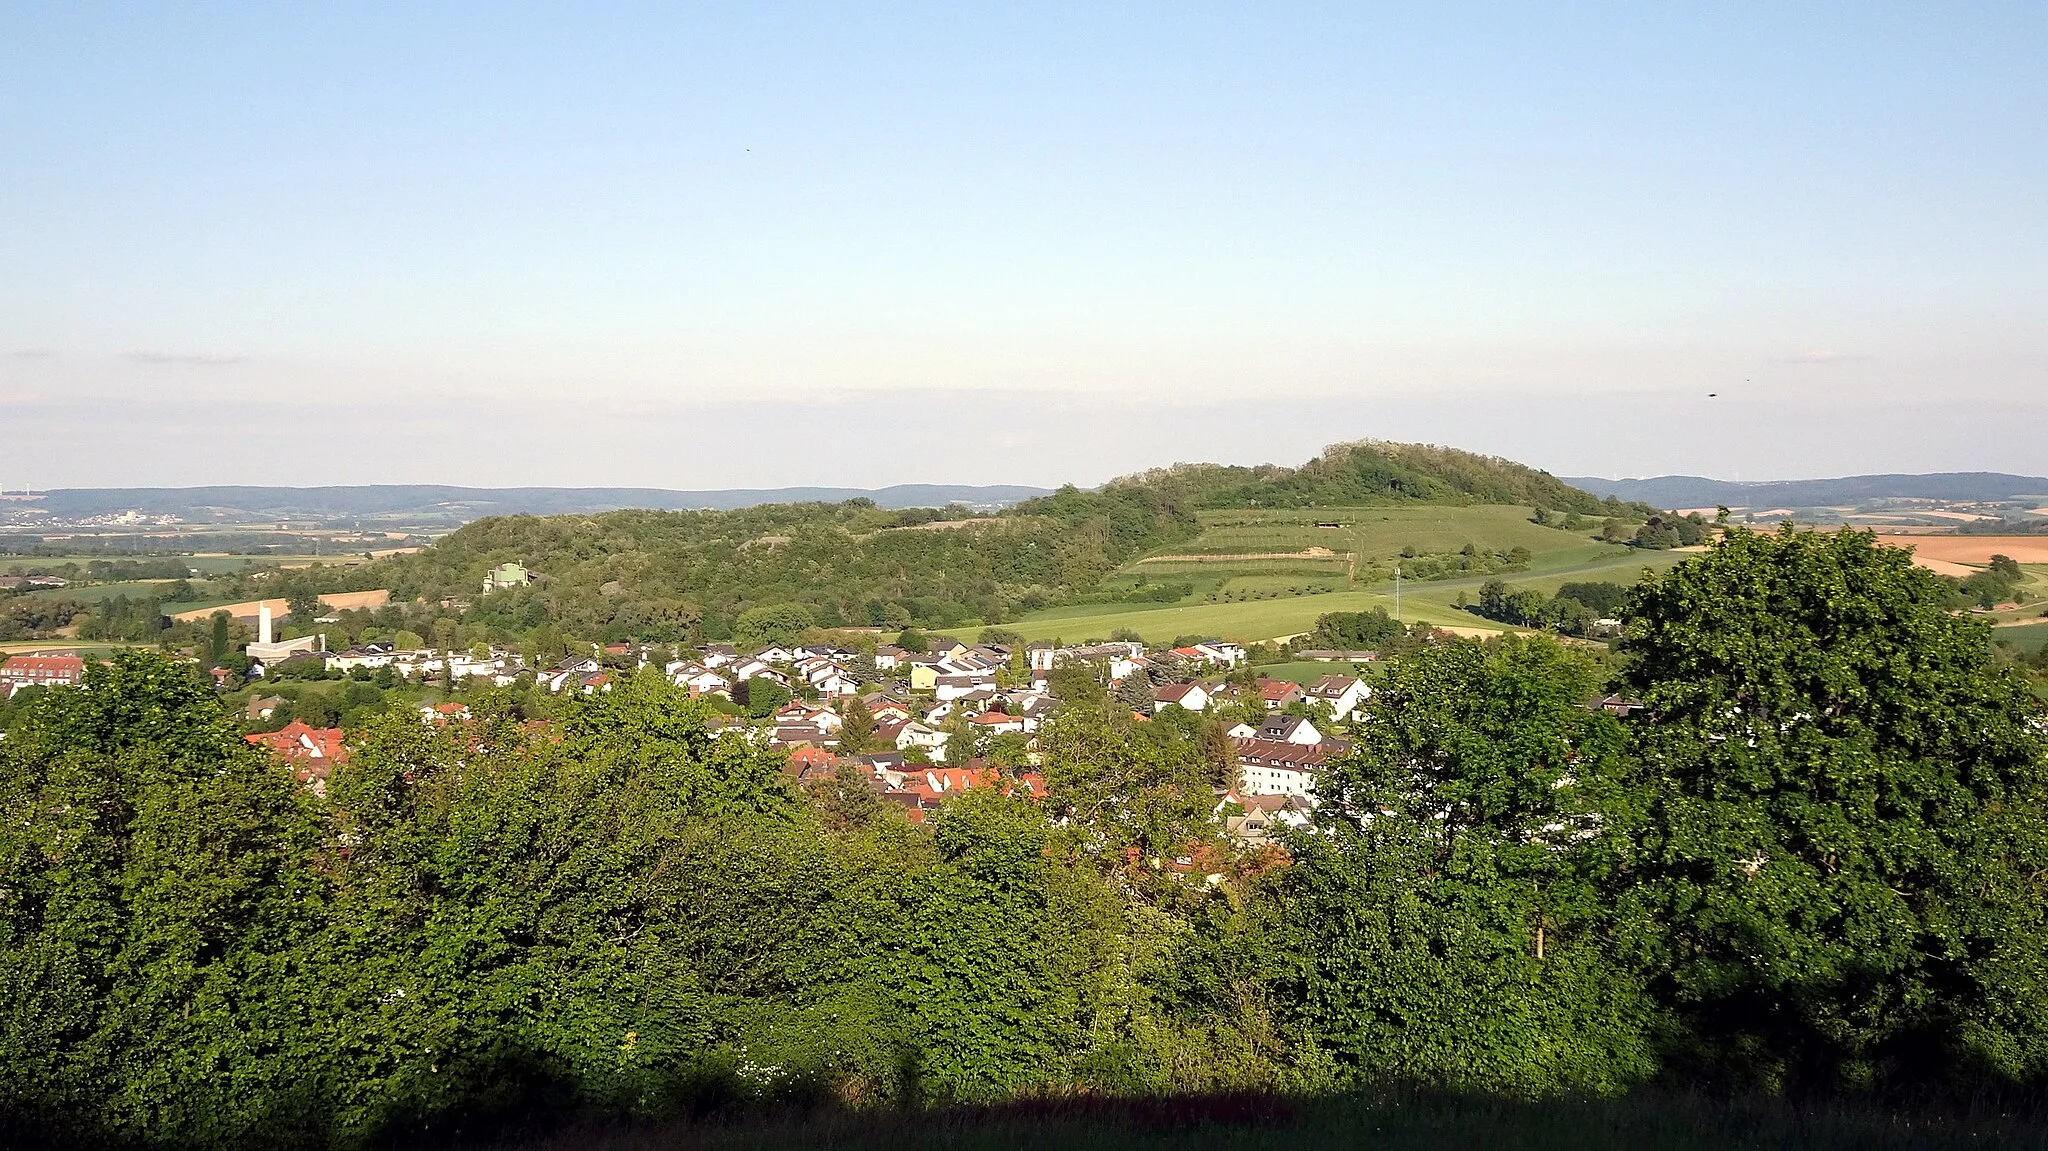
[873, 644, 906, 671]
[800, 660, 860, 698]
[420, 701, 471, 725]
[0, 652, 85, 696]
[785, 747, 840, 783]
[1027, 642, 1057, 672]
[866, 697, 912, 725]
[880, 720, 947, 756]
[1153, 682, 1211, 714]
[667, 661, 733, 698]
[934, 671, 996, 701]
[482, 562, 532, 592]
[969, 711, 1026, 736]
[774, 702, 843, 734]
[1233, 737, 1331, 798]
[325, 643, 397, 672]
[539, 657, 603, 693]
[770, 723, 834, 749]
[699, 644, 740, 668]
[1594, 693, 1646, 717]
[728, 657, 784, 684]
[245, 721, 348, 795]
[1256, 714, 1323, 745]
[1191, 642, 1247, 667]
[246, 694, 285, 721]
[1295, 649, 1379, 663]
[1305, 675, 1371, 721]
[1217, 791, 1315, 843]
[749, 645, 799, 666]
[1256, 678, 1304, 710]
[905, 655, 949, 692]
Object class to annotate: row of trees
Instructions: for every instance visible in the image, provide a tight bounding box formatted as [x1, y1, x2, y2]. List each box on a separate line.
[2, 528, 2044, 1149]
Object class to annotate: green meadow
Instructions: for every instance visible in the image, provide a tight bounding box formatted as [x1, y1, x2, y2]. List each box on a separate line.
[958, 506, 1686, 644]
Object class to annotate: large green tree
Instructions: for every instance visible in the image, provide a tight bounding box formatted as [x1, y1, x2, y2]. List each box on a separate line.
[1252, 637, 1658, 1096]
[1622, 526, 2048, 1091]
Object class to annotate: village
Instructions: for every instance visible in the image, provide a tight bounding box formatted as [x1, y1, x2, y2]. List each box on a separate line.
[2, 618, 1376, 861]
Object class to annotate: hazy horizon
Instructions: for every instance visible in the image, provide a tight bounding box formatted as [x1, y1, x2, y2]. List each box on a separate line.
[4, 4, 2043, 488]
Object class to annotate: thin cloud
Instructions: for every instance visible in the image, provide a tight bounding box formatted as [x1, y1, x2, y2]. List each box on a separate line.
[119, 350, 246, 366]
[7, 348, 57, 359]
[1775, 349, 1871, 365]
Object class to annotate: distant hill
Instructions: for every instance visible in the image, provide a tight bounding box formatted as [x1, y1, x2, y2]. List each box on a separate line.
[1094, 441, 1631, 515]
[28, 484, 1053, 521]
[1564, 472, 2048, 509]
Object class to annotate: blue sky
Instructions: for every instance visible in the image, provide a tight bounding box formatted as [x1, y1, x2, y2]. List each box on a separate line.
[2, 3, 2043, 488]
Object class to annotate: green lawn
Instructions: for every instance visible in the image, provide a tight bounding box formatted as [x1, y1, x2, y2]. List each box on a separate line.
[1181, 503, 1607, 560]
[1993, 620, 2048, 655]
[1246, 658, 1376, 686]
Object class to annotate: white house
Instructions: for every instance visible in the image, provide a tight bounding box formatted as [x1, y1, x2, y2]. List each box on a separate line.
[1306, 674, 1372, 722]
[1257, 714, 1324, 745]
[1154, 682, 1211, 714]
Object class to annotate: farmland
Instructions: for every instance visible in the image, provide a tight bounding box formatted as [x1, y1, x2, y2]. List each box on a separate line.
[1878, 535, 2048, 565]
[959, 505, 1689, 644]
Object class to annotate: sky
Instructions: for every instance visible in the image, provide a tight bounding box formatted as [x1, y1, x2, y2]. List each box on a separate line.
[2, 2, 2044, 489]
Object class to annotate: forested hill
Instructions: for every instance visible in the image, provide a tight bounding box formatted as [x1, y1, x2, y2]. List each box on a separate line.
[370, 441, 1632, 637]
[1075, 440, 1631, 515]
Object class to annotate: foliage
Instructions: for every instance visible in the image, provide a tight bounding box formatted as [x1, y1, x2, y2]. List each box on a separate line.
[1308, 607, 1405, 650]
[1253, 638, 1660, 1095]
[1621, 527, 2048, 1092]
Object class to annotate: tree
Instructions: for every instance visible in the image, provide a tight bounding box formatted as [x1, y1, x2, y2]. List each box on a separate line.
[209, 609, 231, 665]
[0, 652, 326, 1144]
[1622, 526, 2048, 1091]
[1258, 636, 1658, 1095]
[1310, 607, 1403, 650]
[1112, 671, 1156, 714]
[1478, 579, 1510, 620]
[836, 697, 877, 754]
[734, 602, 816, 649]
[288, 589, 323, 623]
[896, 626, 929, 654]
[941, 708, 980, 766]
[741, 675, 793, 718]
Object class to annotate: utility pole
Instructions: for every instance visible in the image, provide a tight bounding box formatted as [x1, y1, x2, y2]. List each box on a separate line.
[1394, 564, 1401, 618]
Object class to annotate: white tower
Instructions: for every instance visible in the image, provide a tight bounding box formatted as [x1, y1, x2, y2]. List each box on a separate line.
[259, 603, 274, 646]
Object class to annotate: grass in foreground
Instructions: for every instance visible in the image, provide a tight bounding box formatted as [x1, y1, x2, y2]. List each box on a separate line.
[481, 1090, 2048, 1151]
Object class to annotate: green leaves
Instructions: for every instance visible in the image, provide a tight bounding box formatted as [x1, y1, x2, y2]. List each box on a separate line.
[1623, 527, 2048, 1089]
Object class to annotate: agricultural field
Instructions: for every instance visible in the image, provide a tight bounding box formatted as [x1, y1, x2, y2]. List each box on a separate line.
[1172, 504, 1593, 560]
[1993, 620, 2048, 656]
[962, 506, 1687, 644]
[18, 579, 185, 603]
[977, 553, 1689, 646]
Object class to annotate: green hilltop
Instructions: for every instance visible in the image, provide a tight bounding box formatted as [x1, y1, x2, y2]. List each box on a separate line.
[357, 442, 1645, 641]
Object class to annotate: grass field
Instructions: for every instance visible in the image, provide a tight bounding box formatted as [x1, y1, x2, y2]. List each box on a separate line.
[966, 538, 1687, 645]
[19, 579, 185, 603]
[4, 552, 361, 575]
[1993, 620, 2048, 655]
[1180, 504, 1598, 560]
[1246, 658, 1377, 685]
